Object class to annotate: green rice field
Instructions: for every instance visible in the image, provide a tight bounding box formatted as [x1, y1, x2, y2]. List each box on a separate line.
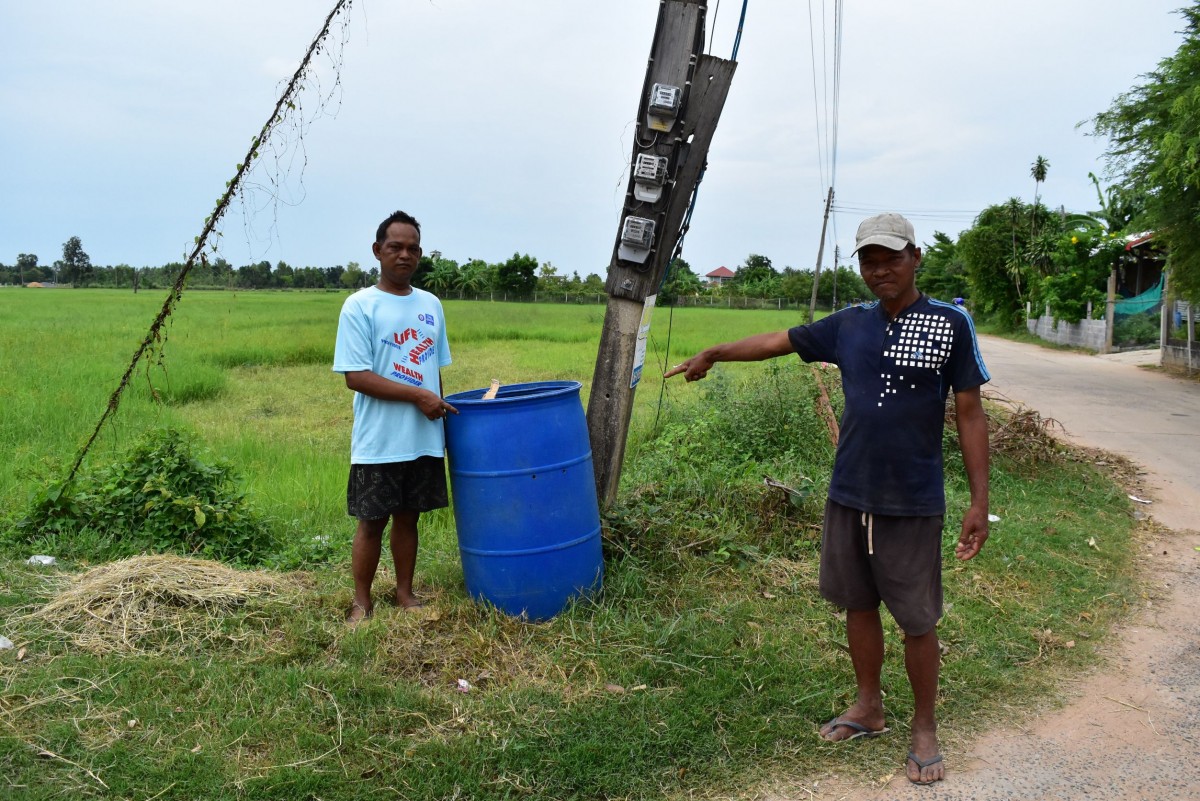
[0, 287, 802, 560]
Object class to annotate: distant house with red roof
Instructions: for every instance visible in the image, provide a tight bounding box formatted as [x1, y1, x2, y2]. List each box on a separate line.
[705, 266, 735, 287]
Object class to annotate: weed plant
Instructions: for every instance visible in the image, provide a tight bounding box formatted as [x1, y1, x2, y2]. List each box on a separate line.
[10, 428, 273, 565]
[1113, 310, 1160, 346]
[613, 362, 837, 565]
[0, 289, 1142, 800]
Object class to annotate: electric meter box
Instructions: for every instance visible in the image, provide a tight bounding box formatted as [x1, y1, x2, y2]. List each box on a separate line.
[617, 216, 655, 263]
[647, 83, 682, 132]
[632, 154, 669, 202]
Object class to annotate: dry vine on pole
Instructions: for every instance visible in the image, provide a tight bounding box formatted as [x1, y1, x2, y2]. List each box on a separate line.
[65, 0, 354, 485]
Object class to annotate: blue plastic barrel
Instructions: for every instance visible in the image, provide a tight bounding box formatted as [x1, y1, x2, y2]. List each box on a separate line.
[443, 381, 603, 620]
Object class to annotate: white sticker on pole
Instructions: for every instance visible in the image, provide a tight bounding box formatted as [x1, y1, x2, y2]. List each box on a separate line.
[630, 294, 656, 388]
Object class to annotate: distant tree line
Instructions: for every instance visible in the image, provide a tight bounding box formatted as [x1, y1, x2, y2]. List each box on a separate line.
[29, 231, 1115, 324]
[657, 254, 871, 310]
[0, 223, 1126, 323]
[0, 239, 608, 295]
[3, 238, 872, 311]
[0, 238, 378, 292]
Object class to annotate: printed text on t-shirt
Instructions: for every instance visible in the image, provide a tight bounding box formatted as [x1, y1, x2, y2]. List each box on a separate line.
[392, 362, 424, 386]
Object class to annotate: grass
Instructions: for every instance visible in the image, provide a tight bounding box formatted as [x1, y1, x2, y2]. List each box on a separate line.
[0, 288, 1143, 799]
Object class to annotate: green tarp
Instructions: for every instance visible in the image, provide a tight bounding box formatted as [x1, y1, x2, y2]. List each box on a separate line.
[1115, 274, 1165, 316]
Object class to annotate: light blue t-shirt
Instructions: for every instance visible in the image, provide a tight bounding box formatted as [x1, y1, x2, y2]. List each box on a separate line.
[332, 286, 452, 464]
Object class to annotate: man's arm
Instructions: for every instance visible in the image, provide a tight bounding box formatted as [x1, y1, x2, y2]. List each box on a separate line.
[344, 371, 457, 420]
[953, 384, 990, 560]
[664, 330, 794, 382]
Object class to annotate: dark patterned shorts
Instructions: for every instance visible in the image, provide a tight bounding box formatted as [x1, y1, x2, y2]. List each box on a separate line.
[818, 498, 945, 636]
[346, 457, 449, 520]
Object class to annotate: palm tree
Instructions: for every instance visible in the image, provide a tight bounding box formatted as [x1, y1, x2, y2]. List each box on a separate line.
[1030, 155, 1050, 238]
[423, 259, 460, 295]
[458, 259, 491, 294]
[1087, 172, 1143, 235]
[1006, 197, 1025, 299]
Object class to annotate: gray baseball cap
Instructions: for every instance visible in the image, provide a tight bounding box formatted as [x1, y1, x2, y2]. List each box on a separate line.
[852, 212, 916, 255]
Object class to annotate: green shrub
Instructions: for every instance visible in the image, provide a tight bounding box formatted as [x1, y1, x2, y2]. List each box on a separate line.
[10, 428, 274, 564]
[1113, 311, 1159, 346]
[612, 362, 836, 562]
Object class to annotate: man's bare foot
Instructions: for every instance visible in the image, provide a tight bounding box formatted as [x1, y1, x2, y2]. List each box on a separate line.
[346, 600, 372, 625]
[906, 725, 945, 785]
[396, 591, 424, 610]
[819, 702, 887, 741]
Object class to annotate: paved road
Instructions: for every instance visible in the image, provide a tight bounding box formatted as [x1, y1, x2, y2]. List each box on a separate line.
[774, 337, 1200, 801]
[981, 337, 1198, 531]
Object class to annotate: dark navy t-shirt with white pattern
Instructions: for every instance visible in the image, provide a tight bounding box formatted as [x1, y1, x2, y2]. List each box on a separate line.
[787, 294, 990, 517]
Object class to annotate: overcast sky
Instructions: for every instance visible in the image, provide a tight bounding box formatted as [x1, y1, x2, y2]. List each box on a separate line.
[0, 1, 1187, 279]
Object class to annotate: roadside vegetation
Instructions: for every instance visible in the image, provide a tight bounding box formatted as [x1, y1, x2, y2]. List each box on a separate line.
[0, 289, 1143, 799]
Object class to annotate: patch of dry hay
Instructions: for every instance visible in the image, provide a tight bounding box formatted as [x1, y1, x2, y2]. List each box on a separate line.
[986, 395, 1065, 465]
[367, 592, 604, 696]
[29, 554, 293, 655]
[943, 390, 1066, 466]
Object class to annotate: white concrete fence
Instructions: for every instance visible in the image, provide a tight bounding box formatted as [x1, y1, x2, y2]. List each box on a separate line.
[1025, 302, 1108, 351]
[1025, 299, 1197, 373]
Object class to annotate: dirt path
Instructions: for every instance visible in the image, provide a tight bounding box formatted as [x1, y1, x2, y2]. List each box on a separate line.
[771, 338, 1200, 801]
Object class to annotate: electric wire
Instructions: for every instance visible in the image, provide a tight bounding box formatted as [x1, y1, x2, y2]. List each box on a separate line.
[803, 0, 844, 211]
[653, 165, 705, 433]
[654, 0, 749, 432]
[730, 0, 749, 61]
[822, 0, 830, 183]
[802, 0, 842, 299]
[834, 200, 979, 242]
[834, 203, 980, 224]
[829, 0, 844, 259]
[807, 0, 826, 191]
[830, 0, 843, 192]
[708, 0, 720, 54]
[835, 202, 982, 214]
[803, 0, 845, 270]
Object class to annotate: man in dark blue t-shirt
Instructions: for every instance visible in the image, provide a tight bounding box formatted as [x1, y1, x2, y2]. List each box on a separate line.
[666, 212, 991, 786]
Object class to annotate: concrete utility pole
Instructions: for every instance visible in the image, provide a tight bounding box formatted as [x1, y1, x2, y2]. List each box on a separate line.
[1104, 267, 1117, 354]
[587, 0, 736, 507]
[807, 186, 834, 324]
[831, 244, 840, 309]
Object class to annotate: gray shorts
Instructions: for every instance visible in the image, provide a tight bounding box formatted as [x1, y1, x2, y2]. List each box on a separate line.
[818, 498, 944, 635]
[346, 457, 448, 520]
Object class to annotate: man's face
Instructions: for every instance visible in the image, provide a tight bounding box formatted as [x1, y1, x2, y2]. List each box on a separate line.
[372, 222, 422, 292]
[857, 244, 921, 302]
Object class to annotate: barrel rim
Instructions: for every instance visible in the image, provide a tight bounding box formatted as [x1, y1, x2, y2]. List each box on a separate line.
[445, 380, 582, 405]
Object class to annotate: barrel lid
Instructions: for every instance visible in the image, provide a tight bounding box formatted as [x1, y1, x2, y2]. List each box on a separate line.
[445, 380, 582, 405]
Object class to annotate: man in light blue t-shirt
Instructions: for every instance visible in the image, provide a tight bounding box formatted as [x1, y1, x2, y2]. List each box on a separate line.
[332, 210, 455, 624]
